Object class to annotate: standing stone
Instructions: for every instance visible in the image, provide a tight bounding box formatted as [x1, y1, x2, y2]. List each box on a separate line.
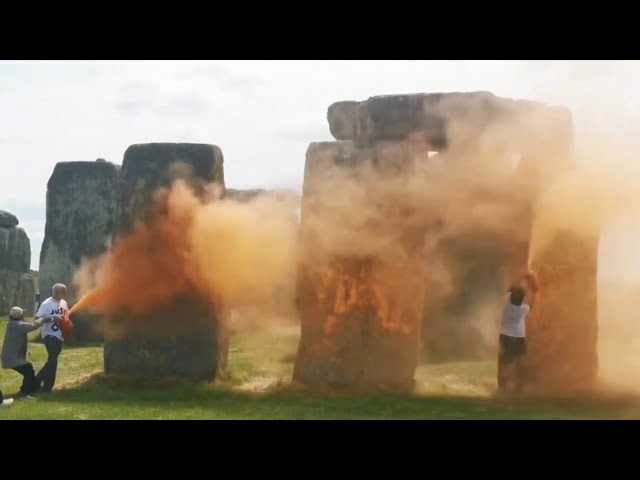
[39, 161, 119, 340]
[294, 141, 426, 390]
[104, 143, 225, 380]
[0, 217, 31, 316]
[116, 143, 224, 236]
[0, 226, 30, 273]
[0, 210, 18, 228]
[524, 229, 599, 391]
[13, 273, 36, 317]
[327, 91, 516, 149]
[39, 161, 119, 304]
[514, 108, 599, 392]
[0, 269, 22, 315]
[327, 101, 360, 141]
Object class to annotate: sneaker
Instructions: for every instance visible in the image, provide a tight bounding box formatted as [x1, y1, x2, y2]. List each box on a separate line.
[1, 398, 14, 408]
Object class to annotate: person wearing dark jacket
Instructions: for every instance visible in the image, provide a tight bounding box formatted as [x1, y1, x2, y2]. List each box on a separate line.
[1, 306, 49, 397]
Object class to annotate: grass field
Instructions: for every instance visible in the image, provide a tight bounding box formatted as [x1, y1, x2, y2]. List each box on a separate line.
[1, 317, 640, 419]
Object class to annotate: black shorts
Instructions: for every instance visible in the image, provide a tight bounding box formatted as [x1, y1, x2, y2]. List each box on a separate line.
[499, 334, 527, 362]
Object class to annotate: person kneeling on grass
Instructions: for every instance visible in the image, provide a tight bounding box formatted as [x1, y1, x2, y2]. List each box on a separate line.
[498, 270, 540, 395]
[1, 306, 51, 398]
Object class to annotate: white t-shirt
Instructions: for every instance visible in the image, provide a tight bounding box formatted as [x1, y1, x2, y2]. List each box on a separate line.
[35, 296, 68, 341]
[500, 292, 530, 338]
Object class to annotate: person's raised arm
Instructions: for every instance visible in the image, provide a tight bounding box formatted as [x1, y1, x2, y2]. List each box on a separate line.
[524, 270, 540, 292]
[523, 270, 540, 308]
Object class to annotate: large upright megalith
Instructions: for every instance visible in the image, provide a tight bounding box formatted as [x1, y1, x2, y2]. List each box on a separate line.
[0, 216, 30, 274]
[294, 139, 428, 390]
[525, 229, 599, 390]
[0, 210, 33, 315]
[103, 143, 225, 380]
[39, 160, 119, 339]
[39, 161, 119, 303]
[515, 108, 599, 391]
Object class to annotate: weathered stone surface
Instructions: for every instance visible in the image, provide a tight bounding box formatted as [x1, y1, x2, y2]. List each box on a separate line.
[104, 297, 221, 379]
[104, 334, 219, 379]
[327, 101, 360, 141]
[116, 143, 224, 236]
[294, 141, 426, 389]
[0, 210, 18, 227]
[13, 273, 35, 317]
[0, 269, 21, 315]
[39, 161, 119, 310]
[327, 92, 573, 153]
[0, 226, 30, 273]
[105, 142, 225, 379]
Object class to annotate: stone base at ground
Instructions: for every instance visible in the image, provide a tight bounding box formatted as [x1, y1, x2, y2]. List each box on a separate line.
[103, 295, 220, 379]
[104, 334, 219, 379]
[294, 259, 424, 388]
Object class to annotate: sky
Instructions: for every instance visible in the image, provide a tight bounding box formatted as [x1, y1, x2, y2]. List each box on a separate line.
[1, 60, 640, 281]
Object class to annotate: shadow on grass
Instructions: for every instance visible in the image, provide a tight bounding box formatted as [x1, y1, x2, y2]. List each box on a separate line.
[32, 373, 640, 419]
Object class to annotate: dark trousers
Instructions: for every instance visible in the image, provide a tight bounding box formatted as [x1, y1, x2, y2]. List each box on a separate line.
[13, 363, 38, 395]
[35, 336, 63, 392]
[497, 335, 527, 394]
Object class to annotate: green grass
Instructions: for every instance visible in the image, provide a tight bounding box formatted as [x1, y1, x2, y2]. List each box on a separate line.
[1, 317, 640, 419]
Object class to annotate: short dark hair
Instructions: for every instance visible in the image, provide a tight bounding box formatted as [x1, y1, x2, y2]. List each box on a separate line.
[509, 286, 526, 306]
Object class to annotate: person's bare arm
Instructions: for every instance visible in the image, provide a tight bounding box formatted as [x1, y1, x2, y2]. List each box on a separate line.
[524, 270, 540, 291]
[34, 316, 55, 326]
[526, 291, 538, 309]
[34, 315, 58, 327]
[523, 270, 540, 308]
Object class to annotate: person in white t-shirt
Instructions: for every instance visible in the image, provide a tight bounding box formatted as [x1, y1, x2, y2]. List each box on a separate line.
[497, 271, 540, 395]
[34, 283, 69, 393]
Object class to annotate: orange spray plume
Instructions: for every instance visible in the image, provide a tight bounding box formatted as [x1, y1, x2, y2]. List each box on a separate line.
[72, 180, 299, 332]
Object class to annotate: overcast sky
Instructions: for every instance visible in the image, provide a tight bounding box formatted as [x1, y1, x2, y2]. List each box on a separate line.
[1, 60, 640, 280]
